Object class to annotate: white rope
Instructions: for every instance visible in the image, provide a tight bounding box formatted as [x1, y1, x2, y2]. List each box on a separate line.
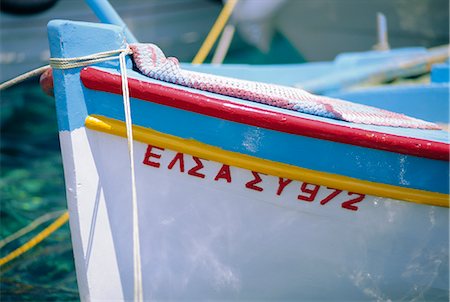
[0, 65, 50, 90]
[0, 48, 132, 90]
[49, 48, 131, 69]
[51, 46, 143, 301]
[119, 49, 143, 302]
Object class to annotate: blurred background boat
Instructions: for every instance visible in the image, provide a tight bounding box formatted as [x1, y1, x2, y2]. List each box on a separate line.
[2, 0, 449, 83]
[0, 0, 225, 83]
[329, 62, 450, 127]
[231, 0, 449, 61]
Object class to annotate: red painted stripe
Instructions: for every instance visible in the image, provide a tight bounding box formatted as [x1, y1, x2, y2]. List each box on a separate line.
[81, 67, 449, 161]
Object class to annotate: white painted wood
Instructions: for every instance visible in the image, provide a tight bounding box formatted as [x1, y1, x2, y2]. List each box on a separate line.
[60, 127, 449, 301]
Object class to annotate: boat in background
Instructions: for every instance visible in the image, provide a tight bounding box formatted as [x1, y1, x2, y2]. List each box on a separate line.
[231, 0, 449, 61]
[3, 0, 449, 84]
[48, 19, 449, 301]
[0, 0, 223, 83]
[185, 45, 448, 94]
[329, 62, 450, 127]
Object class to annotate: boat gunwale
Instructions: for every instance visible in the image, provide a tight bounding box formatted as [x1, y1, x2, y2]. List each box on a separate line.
[80, 67, 450, 162]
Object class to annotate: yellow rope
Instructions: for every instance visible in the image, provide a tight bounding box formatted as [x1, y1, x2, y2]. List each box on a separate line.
[0, 210, 66, 249]
[192, 0, 239, 64]
[0, 212, 69, 266]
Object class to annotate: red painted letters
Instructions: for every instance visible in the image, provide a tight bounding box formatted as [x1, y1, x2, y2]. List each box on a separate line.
[246, 172, 264, 192]
[341, 193, 365, 211]
[168, 152, 185, 172]
[188, 157, 206, 178]
[297, 183, 320, 202]
[143, 145, 164, 168]
[142, 145, 365, 211]
[277, 178, 292, 196]
[214, 164, 232, 183]
[320, 188, 342, 205]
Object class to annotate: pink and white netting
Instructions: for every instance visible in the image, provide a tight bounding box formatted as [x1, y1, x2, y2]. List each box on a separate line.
[130, 43, 439, 130]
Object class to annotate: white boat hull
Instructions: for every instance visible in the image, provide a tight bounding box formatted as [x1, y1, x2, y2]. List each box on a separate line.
[61, 128, 449, 300]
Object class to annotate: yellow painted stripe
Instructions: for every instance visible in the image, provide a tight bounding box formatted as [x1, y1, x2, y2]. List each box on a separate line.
[85, 115, 449, 208]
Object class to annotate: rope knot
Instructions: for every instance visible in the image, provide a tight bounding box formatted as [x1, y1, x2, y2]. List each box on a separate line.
[49, 45, 132, 70]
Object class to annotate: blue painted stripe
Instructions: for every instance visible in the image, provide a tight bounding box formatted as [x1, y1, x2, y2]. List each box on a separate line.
[81, 87, 449, 194]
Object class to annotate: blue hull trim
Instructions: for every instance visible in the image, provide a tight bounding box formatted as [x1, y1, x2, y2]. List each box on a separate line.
[83, 87, 449, 194]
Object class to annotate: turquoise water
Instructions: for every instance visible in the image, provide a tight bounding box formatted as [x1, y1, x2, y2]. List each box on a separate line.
[1, 82, 79, 301]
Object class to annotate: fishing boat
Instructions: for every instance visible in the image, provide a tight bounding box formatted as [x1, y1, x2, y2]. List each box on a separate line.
[48, 18, 448, 301]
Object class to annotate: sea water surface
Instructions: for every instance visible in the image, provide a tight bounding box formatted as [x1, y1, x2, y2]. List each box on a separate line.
[1, 82, 78, 301]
